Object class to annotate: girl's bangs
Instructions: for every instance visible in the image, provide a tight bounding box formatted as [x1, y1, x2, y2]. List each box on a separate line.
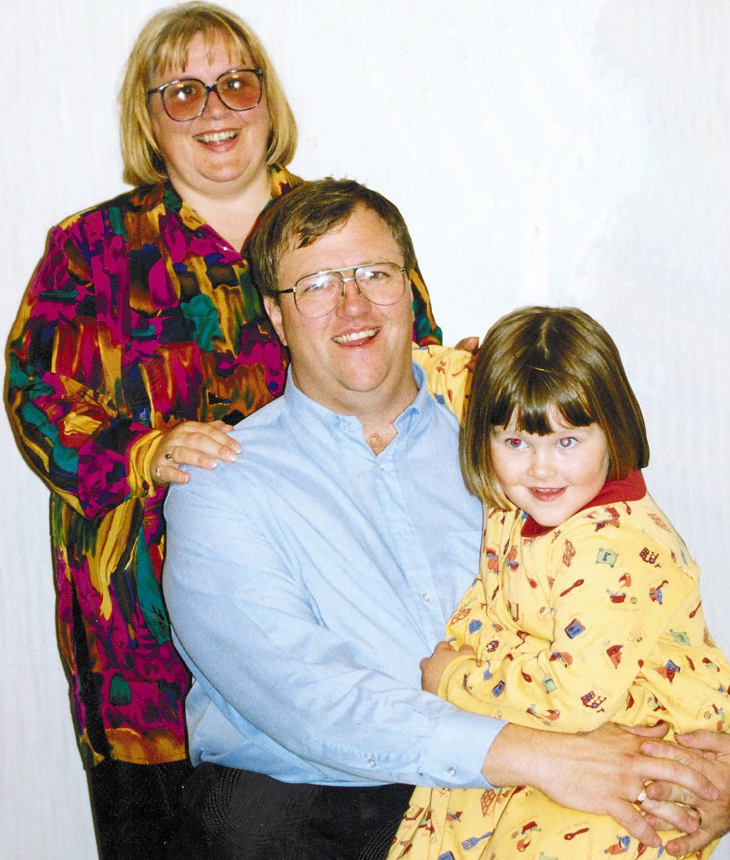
[490, 370, 595, 434]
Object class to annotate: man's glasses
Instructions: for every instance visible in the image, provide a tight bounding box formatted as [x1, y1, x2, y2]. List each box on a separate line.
[278, 262, 407, 318]
[147, 68, 263, 122]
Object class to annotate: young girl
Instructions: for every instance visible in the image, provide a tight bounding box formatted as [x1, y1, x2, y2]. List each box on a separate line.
[390, 306, 730, 860]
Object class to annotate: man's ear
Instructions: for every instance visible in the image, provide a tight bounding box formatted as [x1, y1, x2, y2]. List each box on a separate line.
[263, 295, 287, 346]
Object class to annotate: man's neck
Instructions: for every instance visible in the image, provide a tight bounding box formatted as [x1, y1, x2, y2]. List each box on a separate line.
[351, 379, 419, 454]
[291, 370, 419, 455]
[364, 429, 396, 456]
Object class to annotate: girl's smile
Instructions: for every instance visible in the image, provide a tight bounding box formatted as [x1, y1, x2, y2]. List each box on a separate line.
[490, 406, 610, 527]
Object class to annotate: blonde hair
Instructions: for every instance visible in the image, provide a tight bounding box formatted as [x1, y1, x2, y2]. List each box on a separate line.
[460, 306, 650, 507]
[119, 1, 297, 187]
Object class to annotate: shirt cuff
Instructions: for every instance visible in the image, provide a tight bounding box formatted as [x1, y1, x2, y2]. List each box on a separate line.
[422, 706, 506, 789]
[128, 428, 165, 496]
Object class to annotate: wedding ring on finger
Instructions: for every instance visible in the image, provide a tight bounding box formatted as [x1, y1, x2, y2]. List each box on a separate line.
[155, 451, 175, 482]
[636, 789, 647, 804]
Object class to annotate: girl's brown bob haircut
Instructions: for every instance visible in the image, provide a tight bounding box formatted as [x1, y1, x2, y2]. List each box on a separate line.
[460, 306, 650, 508]
[119, 1, 297, 187]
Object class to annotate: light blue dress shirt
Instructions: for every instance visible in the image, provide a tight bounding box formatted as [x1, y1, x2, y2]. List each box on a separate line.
[163, 364, 504, 788]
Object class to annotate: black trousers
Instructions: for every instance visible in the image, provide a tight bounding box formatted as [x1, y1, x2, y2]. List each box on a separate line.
[86, 759, 194, 860]
[171, 763, 415, 860]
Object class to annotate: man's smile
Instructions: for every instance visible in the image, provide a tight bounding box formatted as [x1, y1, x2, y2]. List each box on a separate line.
[332, 327, 379, 345]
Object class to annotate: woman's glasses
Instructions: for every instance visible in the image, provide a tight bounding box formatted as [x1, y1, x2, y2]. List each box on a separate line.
[147, 68, 263, 122]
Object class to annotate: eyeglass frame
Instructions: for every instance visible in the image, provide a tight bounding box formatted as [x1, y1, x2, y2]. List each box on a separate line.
[277, 262, 408, 318]
[147, 68, 264, 122]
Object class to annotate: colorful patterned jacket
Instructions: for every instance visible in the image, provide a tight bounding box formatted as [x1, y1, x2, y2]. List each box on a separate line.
[6, 165, 442, 766]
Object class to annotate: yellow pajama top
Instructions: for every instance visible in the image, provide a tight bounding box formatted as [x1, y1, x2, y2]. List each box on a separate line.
[392, 345, 730, 860]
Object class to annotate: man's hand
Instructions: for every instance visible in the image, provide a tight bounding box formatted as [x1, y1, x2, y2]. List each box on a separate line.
[482, 722, 717, 849]
[420, 641, 475, 694]
[640, 730, 730, 856]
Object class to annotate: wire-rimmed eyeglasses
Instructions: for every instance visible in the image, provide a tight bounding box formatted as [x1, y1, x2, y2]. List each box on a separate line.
[277, 262, 407, 318]
[147, 68, 263, 122]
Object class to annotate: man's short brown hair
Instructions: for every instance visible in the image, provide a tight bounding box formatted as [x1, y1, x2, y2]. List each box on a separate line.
[249, 178, 418, 301]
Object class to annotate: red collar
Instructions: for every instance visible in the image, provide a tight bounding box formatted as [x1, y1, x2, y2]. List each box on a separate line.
[521, 469, 647, 538]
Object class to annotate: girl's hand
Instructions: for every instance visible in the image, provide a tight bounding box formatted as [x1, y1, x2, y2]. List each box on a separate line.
[454, 336, 479, 353]
[420, 641, 476, 694]
[152, 420, 242, 486]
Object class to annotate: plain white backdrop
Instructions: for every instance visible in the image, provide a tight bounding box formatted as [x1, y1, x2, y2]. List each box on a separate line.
[2, 2, 729, 858]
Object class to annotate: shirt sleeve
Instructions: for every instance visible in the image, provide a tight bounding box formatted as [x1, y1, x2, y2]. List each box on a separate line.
[6, 222, 163, 519]
[163, 468, 503, 788]
[439, 507, 698, 732]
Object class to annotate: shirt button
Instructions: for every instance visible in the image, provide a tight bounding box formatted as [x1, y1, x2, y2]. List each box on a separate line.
[447, 767, 457, 777]
[367, 758, 377, 768]
[422, 593, 431, 603]
[377, 463, 385, 472]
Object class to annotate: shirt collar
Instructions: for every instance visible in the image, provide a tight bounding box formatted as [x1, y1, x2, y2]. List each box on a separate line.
[282, 361, 436, 454]
[521, 469, 647, 537]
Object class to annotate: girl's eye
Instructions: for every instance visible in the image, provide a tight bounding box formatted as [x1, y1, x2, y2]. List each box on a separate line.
[558, 437, 577, 449]
[506, 438, 526, 449]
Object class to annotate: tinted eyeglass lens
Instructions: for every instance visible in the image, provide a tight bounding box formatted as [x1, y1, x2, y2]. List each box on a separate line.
[162, 80, 207, 121]
[216, 71, 262, 111]
[161, 71, 262, 121]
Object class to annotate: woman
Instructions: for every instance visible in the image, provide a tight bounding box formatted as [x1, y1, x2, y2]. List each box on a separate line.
[5, 3, 441, 858]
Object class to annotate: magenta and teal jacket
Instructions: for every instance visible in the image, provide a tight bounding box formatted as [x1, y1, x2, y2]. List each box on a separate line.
[6, 164, 442, 767]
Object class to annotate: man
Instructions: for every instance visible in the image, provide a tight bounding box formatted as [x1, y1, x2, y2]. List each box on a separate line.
[163, 179, 726, 859]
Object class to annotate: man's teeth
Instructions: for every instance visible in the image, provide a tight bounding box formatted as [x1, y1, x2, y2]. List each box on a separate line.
[333, 328, 378, 344]
[195, 130, 237, 143]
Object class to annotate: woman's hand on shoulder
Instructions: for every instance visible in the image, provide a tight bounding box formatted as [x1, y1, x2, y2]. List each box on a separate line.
[152, 420, 241, 486]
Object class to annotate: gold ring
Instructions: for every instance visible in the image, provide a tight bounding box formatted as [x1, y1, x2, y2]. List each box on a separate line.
[165, 450, 174, 461]
[155, 464, 165, 481]
[694, 808, 703, 828]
